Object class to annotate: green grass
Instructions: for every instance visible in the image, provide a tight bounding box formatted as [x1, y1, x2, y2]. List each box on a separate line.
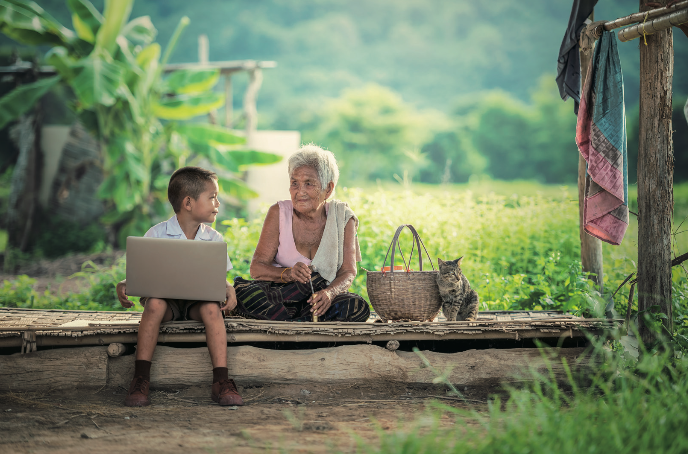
[350, 339, 688, 454]
[225, 181, 688, 319]
[1, 181, 687, 325]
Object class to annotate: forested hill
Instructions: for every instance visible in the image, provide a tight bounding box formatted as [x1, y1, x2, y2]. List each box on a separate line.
[30, 0, 688, 116]
[5, 0, 687, 184]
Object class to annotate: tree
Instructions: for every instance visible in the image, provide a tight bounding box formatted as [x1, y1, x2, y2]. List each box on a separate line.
[0, 0, 281, 248]
[305, 84, 443, 183]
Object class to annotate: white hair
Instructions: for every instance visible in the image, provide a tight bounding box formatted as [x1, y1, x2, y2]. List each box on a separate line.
[288, 144, 340, 191]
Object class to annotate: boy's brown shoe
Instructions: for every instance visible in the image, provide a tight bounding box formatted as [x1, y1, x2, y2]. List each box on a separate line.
[212, 379, 244, 406]
[124, 376, 151, 407]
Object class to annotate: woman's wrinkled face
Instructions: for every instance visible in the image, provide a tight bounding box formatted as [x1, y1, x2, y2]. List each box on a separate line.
[289, 166, 330, 213]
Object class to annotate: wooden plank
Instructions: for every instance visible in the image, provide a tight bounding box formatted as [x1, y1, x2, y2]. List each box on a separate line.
[0, 346, 108, 392]
[107, 345, 593, 388]
[0, 327, 598, 348]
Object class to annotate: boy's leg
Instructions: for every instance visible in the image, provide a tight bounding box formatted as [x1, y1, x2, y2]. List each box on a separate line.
[188, 301, 243, 406]
[137, 298, 173, 360]
[125, 298, 172, 407]
[188, 301, 226, 367]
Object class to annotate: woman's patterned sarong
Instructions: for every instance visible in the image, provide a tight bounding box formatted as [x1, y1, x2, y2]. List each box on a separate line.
[233, 273, 370, 322]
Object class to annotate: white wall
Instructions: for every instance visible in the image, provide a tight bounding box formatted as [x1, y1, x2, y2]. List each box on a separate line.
[245, 130, 301, 219]
[39, 125, 71, 207]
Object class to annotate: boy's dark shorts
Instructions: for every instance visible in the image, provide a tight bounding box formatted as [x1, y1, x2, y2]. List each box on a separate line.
[139, 297, 222, 321]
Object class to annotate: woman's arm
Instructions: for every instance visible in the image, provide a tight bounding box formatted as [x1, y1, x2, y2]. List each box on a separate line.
[250, 204, 285, 281]
[310, 218, 358, 316]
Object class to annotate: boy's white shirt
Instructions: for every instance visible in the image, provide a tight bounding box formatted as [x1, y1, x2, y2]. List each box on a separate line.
[144, 215, 233, 271]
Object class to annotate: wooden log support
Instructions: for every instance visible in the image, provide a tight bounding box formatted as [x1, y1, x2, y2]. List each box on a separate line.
[104, 345, 593, 389]
[637, 0, 674, 344]
[0, 347, 108, 391]
[107, 342, 128, 357]
[0, 344, 594, 392]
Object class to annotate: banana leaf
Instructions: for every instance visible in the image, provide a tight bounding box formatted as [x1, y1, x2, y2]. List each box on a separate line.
[67, 0, 102, 43]
[163, 69, 219, 94]
[135, 43, 160, 96]
[177, 123, 245, 146]
[45, 47, 77, 81]
[0, 0, 74, 46]
[122, 15, 156, 45]
[71, 52, 125, 108]
[216, 175, 259, 199]
[152, 92, 224, 120]
[0, 75, 60, 129]
[93, 0, 132, 54]
[221, 149, 283, 171]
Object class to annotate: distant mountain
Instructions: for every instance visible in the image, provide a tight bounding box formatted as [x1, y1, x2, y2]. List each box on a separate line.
[6, 0, 687, 123]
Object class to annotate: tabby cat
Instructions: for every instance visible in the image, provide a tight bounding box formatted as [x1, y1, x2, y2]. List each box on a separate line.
[436, 257, 479, 321]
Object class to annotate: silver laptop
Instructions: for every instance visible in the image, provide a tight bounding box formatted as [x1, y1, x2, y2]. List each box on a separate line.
[126, 236, 227, 302]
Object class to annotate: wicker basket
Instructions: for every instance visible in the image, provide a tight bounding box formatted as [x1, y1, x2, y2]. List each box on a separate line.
[366, 225, 441, 322]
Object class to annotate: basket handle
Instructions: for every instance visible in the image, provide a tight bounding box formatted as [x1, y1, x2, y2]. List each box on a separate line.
[381, 224, 435, 273]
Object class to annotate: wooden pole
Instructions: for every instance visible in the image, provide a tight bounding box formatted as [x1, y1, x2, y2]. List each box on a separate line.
[579, 12, 604, 291]
[243, 67, 262, 140]
[637, 0, 674, 344]
[224, 74, 233, 128]
[198, 34, 217, 125]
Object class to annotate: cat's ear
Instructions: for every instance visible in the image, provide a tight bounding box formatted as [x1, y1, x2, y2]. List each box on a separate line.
[457, 256, 464, 266]
[437, 258, 444, 266]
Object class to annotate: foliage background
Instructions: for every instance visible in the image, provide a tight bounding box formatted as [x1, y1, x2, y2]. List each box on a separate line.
[2, 0, 687, 186]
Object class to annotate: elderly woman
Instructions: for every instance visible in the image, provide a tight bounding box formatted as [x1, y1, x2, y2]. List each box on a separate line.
[233, 145, 370, 322]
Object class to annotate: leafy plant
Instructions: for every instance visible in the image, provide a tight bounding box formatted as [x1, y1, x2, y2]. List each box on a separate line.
[353, 333, 688, 454]
[0, 0, 281, 246]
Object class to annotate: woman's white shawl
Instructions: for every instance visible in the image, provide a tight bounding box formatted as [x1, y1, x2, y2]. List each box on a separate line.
[310, 200, 361, 284]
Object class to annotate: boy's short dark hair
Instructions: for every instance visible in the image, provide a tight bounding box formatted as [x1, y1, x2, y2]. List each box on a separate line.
[168, 167, 218, 213]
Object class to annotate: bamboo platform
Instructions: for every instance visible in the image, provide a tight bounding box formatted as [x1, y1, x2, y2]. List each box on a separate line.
[0, 308, 621, 350]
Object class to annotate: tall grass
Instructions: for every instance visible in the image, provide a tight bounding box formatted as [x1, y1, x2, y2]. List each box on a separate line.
[1, 181, 687, 321]
[351, 338, 688, 454]
[225, 182, 688, 316]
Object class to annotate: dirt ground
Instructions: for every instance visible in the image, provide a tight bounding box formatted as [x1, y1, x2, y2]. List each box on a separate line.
[0, 382, 487, 454]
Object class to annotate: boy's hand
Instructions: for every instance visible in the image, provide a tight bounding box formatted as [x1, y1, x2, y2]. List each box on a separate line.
[221, 281, 237, 315]
[116, 279, 135, 309]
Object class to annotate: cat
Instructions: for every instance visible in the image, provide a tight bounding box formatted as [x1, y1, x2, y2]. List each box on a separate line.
[436, 257, 479, 321]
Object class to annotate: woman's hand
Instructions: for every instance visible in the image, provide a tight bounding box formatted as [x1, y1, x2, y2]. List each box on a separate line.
[116, 280, 134, 309]
[309, 289, 333, 317]
[221, 281, 237, 315]
[289, 262, 312, 284]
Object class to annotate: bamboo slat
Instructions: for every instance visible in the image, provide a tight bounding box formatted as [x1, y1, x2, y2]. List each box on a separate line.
[0, 308, 621, 347]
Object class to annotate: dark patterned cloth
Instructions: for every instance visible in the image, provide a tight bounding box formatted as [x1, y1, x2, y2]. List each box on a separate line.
[233, 273, 370, 322]
[575, 30, 628, 246]
[556, 0, 598, 115]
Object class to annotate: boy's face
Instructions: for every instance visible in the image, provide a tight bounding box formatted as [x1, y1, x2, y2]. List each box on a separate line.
[187, 180, 220, 223]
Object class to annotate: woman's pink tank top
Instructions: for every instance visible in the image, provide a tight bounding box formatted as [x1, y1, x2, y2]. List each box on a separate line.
[273, 200, 327, 268]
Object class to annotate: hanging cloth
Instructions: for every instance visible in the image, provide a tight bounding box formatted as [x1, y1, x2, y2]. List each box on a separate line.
[575, 30, 628, 246]
[556, 0, 598, 115]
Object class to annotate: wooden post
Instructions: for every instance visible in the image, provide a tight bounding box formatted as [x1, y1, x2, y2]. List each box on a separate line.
[198, 34, 217, 125]
[638, 0, 674, 344]
[224, 74, 233, 128]
[578, 13, 604, 291]
[243, 67, 263, 140]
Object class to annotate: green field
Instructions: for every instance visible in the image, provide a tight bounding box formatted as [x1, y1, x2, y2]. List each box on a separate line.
[2, 181, 687, 332]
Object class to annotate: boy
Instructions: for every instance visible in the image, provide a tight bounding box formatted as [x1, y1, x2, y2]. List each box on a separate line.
[116, 166, 242, 407]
